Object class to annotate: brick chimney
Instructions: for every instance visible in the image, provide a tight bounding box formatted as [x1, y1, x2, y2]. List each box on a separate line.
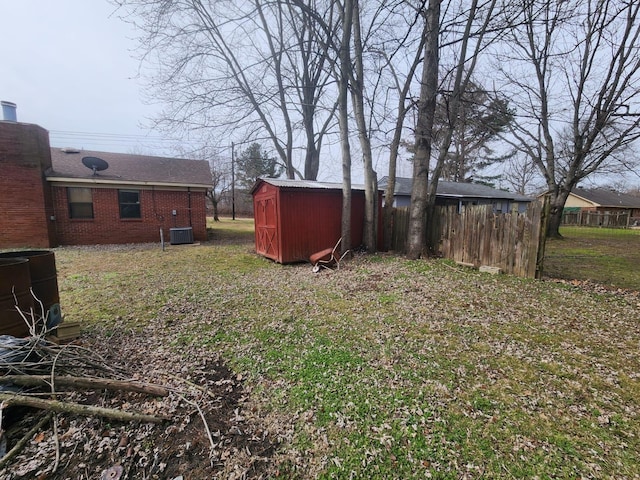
[0, 120, 58, 248]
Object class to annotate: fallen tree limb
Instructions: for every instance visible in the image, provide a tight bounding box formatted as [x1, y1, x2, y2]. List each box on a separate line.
[0, 375, 169, 397]
[0, 413, 52, 468]
[0, 393, 167, 424]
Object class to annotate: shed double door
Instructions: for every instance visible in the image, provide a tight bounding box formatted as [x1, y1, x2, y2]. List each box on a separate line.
[255, 194, 279, 261]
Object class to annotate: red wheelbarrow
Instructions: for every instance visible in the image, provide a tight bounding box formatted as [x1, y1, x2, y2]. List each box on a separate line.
[309, 237, 350, 273]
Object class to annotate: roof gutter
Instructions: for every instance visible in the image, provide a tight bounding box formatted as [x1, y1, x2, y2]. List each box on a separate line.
[46, 176, 210, 190]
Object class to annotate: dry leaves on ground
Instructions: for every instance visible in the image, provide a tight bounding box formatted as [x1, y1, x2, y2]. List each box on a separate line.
[0, 322, 285, 480]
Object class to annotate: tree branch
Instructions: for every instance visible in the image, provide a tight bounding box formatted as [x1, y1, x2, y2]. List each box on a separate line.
[0, 375, 169, 397]
[0, 393, 167, 424]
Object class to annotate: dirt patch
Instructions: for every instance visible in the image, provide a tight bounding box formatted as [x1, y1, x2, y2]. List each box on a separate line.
[0, 326, 281, 480]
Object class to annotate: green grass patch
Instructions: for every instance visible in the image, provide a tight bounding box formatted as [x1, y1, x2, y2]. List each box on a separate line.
[54, 230, 640, 479]
[207, 216, 255, 243]
[544, 226, 640, 290]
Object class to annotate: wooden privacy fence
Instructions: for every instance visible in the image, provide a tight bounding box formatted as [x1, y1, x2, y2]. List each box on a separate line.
[391, 202, 546, 278]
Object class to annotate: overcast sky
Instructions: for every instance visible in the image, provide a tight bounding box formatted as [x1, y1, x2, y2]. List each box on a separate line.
[0, 0, 362, 182]
[0, 0, 172, 155]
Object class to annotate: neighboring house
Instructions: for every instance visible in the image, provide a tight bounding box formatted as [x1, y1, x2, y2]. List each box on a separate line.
[252, 178, 382, 263]
[379, 176, 533, 213]
[1, 120, 211, 248]
[565, 187, 640, 216]
[563, 187, 640, 226]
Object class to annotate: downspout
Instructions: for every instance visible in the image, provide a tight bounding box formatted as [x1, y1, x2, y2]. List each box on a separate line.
[48, 174, 59, 247]
[188, 187, 192, 227]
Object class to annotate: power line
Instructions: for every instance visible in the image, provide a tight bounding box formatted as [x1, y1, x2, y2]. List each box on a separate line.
[48, 129, 186, 153]
[49, 129, 175, 142]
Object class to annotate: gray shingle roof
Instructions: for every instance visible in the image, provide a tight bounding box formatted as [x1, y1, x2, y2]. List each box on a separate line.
[572, 188, 640, 208]
[46, 148, 212, 188]
[379, 176, 533, 202]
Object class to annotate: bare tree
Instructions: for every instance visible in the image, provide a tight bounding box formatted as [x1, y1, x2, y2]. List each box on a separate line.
[503, 153, 542, 195]
[281, 1, 340, 180]
[407, 0, 440, 260]
[379, 32, 426, 251]
[331, 0, 417, 253]
[172, 143, 231, 222]
[496, 0, 640, 237]
[207, 160, 231, 222]
[345, 1, 426, 251]
[113, 0, 336, 180]
[407, 0, 505, 257]
[338, 0, 355, 254]
[290, 0, 419, 253]
[349, 0, 381, 252]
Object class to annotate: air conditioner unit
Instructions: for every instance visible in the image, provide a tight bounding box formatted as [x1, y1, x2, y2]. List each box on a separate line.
[169, 227, 194, 245]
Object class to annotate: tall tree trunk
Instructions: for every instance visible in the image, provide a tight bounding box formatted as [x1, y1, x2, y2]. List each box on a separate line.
[303, 126, 320, 180]
[407, 0, 440, 260]
[546, 186, 572, 238]
[383, 32, 426, 252]
[338, 0, 354, 254]
[424, 0, 492, 253]
[211, 199, 219, 222]
[207, 191, 220, 222]
[351, 0, 377, 252]
[382, 139, 399, 252]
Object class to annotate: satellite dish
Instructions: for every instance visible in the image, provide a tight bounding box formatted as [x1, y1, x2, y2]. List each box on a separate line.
[81, 156, 109, 175]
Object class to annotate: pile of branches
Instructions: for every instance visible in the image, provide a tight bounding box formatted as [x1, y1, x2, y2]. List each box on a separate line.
[0, 316, 173, 472]
[0, 334, 170, 421]
[0, 299, 279, 479]
[1, 300, 177, 472]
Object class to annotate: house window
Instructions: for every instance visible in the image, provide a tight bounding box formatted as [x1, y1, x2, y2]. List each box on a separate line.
[119, 190, 141, 219]
[68, 187, 93, 219]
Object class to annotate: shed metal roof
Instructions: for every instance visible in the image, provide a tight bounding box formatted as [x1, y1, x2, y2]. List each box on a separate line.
[251, 177, 369, 193]
[46, 148, 212, 189]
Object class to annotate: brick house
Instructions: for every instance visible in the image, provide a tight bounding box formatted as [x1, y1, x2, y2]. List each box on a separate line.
[1, 120, 211, 248]
[563, 187, 640, 227]
[565, 187, 640, 216]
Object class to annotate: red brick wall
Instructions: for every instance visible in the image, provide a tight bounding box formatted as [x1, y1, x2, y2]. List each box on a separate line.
[52, 186, 208, 245]
[0, 122, 57, 248]
[1, 121, 208, 247]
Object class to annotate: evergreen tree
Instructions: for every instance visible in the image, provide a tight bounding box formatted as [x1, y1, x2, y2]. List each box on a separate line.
[235, 143, 284, 191]
[435, 84, 514, 183]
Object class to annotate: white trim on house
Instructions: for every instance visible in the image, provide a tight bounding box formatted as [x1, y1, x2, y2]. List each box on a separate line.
[46, 177, 210, 191]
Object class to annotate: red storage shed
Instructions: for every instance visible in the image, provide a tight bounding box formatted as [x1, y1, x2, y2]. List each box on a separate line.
[252, 178, 382, 264]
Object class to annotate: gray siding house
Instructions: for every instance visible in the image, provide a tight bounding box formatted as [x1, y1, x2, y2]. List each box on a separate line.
[379, 177, 533, 213]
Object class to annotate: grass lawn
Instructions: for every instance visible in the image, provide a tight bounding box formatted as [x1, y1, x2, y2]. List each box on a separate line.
[544, 226, 640, 291]
[208, 216, 256, 241]
[55, 219, 640, 478]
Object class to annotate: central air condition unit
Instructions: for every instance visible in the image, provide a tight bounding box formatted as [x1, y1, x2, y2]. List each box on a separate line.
[169, 227, 194, 245]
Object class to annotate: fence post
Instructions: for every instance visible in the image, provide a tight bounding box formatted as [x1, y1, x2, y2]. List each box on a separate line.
[535, 197, 550, 279]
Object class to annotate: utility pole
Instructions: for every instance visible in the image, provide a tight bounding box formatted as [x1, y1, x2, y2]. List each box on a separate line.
[231, 142, 236, 220]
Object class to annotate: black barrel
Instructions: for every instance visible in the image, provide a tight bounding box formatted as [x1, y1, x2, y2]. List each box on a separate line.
[0, 258, 34, 337]
[0, 250, 60, 319]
